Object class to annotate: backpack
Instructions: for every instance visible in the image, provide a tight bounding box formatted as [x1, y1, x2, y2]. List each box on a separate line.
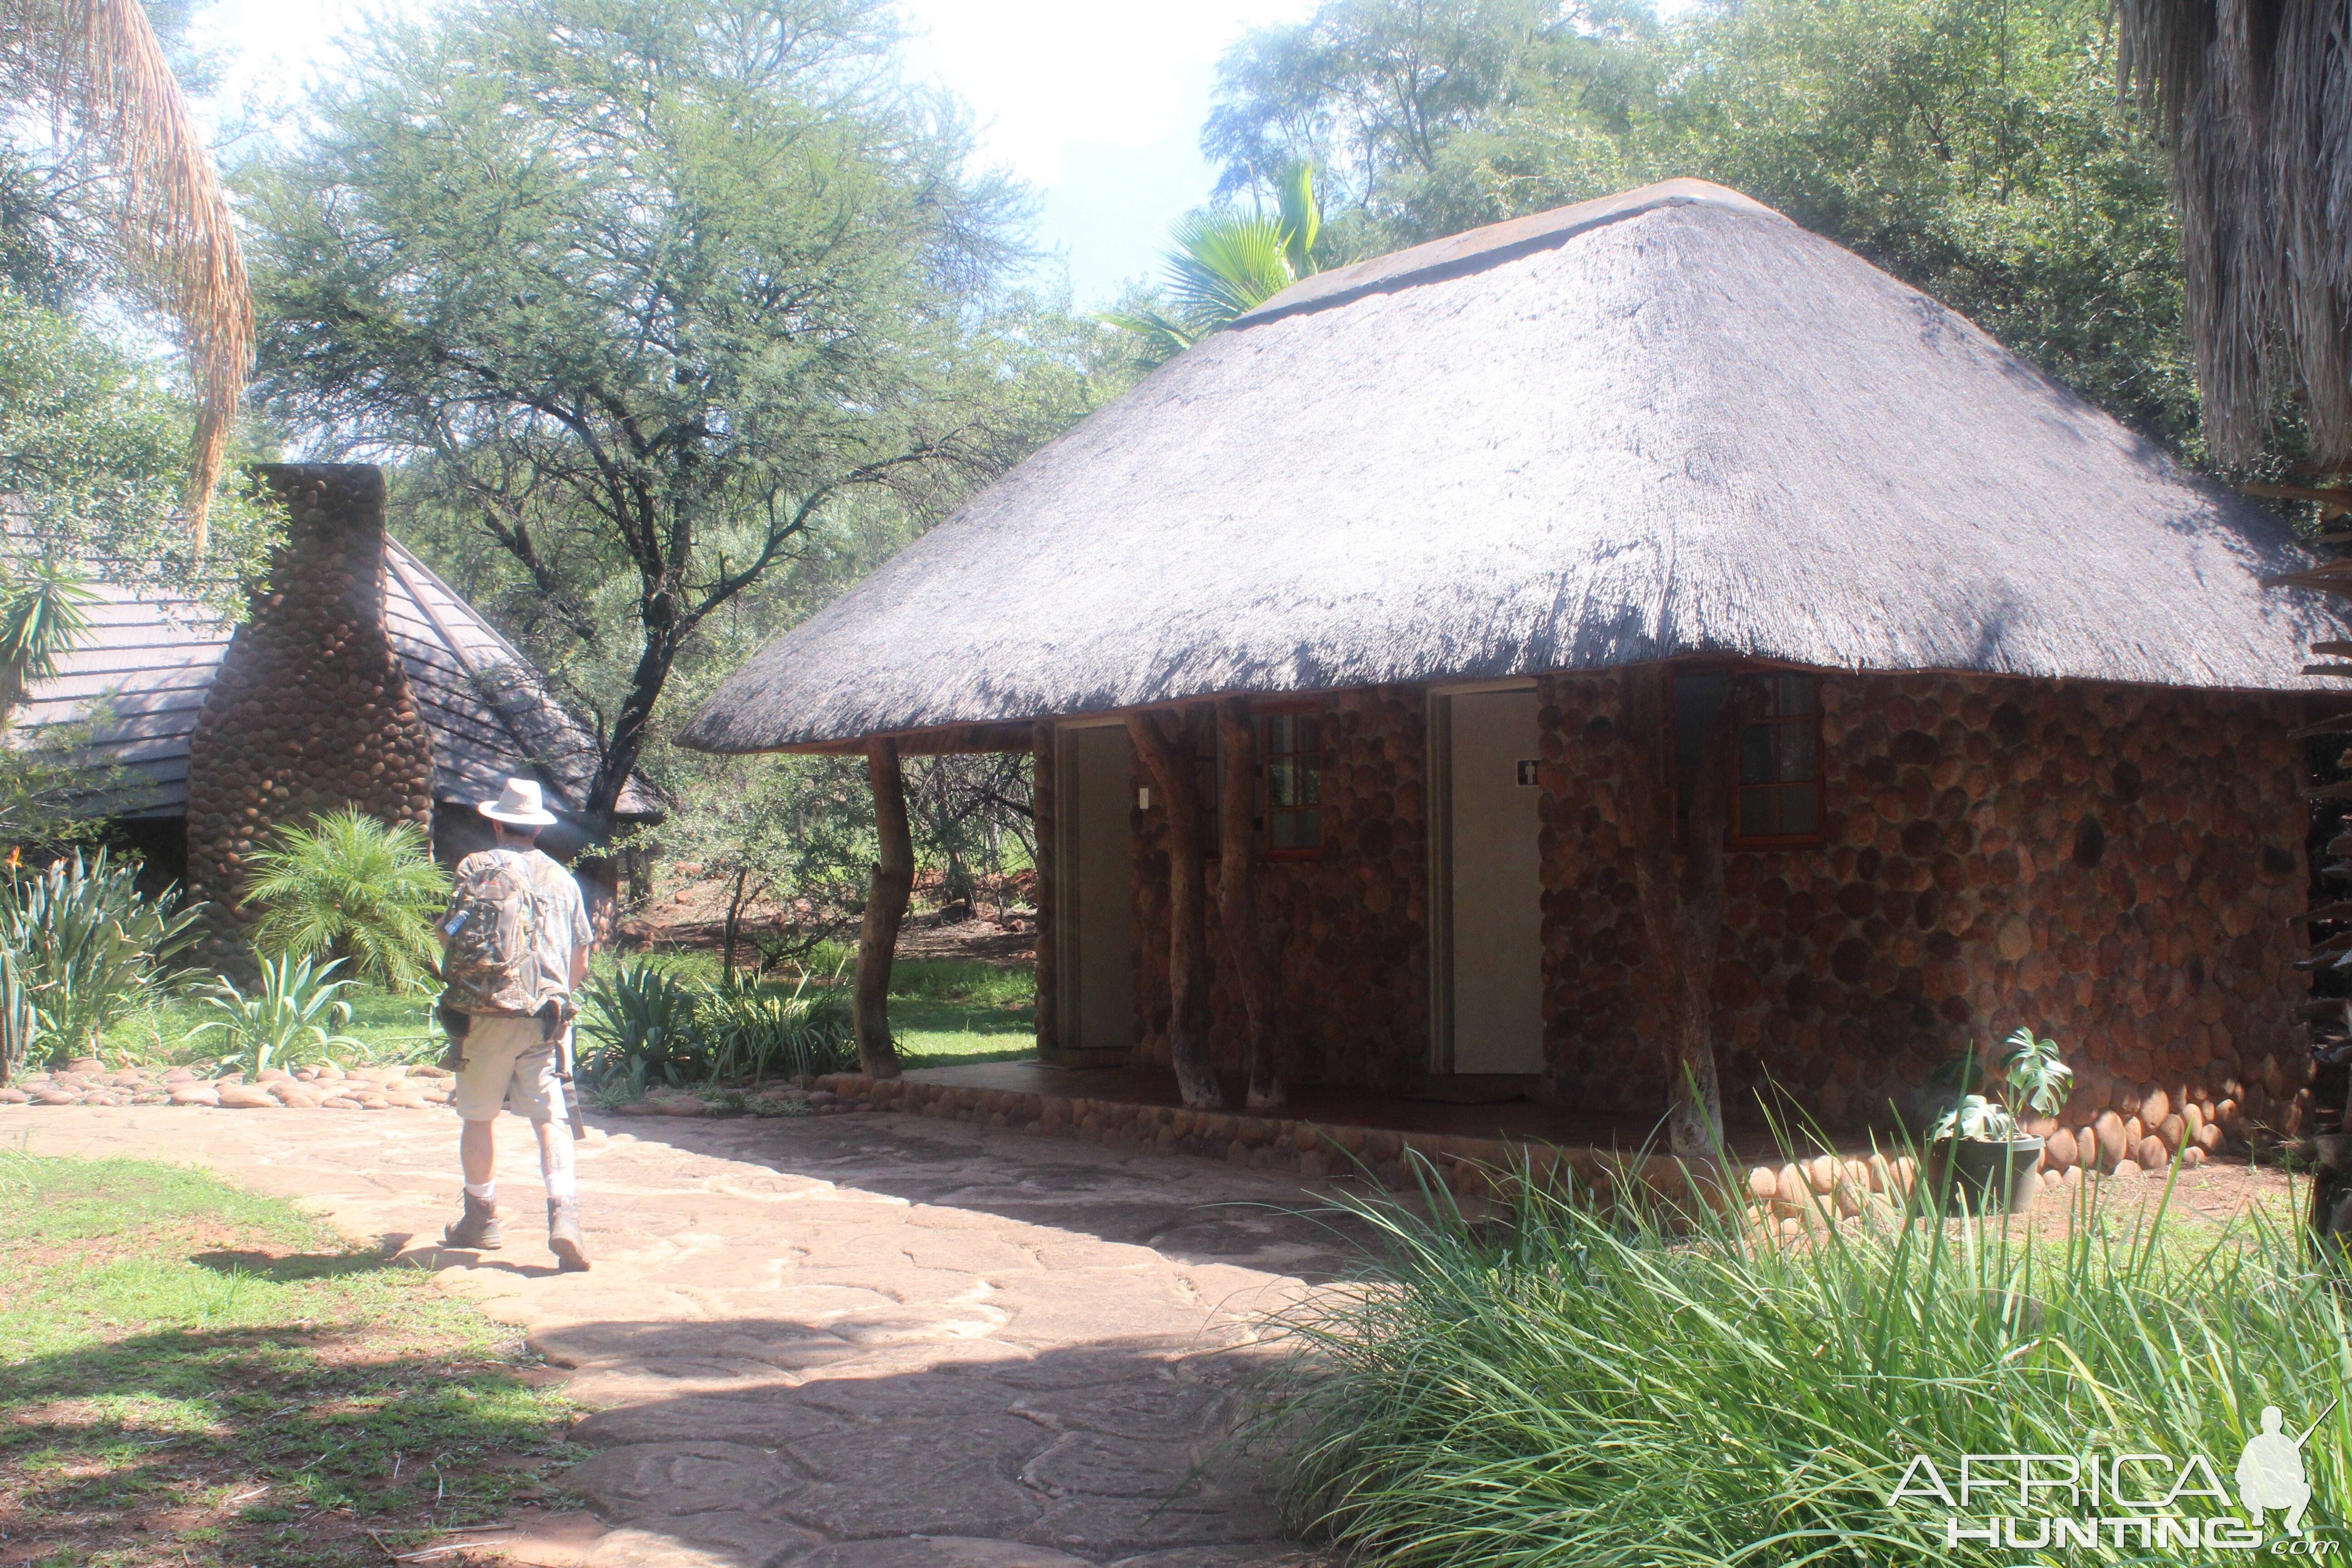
[439, 849, 543, 1016]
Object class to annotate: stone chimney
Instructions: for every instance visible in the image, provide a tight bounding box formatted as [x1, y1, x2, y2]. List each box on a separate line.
[184, 465, 436, 952]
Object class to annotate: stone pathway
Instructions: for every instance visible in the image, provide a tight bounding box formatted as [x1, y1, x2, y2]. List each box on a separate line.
[6, 1102, 1346, 1568]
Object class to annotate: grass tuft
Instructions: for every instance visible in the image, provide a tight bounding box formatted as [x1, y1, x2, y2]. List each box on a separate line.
[1255, 1152, 2348, 1566]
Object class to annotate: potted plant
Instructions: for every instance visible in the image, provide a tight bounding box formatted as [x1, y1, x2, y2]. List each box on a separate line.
[1926, 1027, 2073, 1215]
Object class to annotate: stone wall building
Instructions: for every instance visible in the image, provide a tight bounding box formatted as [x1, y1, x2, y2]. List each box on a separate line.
[684, 181, 2346, 1174]
[16, 462, 655, 939]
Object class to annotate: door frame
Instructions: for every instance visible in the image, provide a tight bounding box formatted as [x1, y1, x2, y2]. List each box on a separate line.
[1051, 715, 1133, 1061]
[1425, 677, 1541, 1076]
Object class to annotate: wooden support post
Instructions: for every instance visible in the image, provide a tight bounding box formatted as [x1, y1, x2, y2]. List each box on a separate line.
[1127, 709, 1222, 1109]
[1621, 665, 1751, 1159]
[1217, 698, 1286, 1111]
[854, 737, 911, 1079]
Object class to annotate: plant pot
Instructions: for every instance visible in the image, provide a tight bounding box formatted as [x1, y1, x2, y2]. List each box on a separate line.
[1928, 1136, 2045, 1215]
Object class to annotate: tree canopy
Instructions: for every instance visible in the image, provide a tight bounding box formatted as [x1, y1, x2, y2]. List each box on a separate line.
[246, 0, 1128, 837]
[1205, 0, 2198, 452]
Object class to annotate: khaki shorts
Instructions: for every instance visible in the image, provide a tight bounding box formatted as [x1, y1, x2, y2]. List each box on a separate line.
[450, 1014, 569, 1124]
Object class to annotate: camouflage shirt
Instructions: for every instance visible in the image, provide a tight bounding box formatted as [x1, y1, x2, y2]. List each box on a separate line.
[450, 847, 591, 1004]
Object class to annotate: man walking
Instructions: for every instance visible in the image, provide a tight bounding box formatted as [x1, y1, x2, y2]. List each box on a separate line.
[436, 777, 594, 1271]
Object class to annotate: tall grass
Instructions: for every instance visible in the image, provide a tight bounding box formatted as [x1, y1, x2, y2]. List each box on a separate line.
[1259, 1158, 2349, 1565]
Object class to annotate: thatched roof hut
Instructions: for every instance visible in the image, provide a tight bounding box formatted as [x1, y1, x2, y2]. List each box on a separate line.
[681, 179, 2337, 755]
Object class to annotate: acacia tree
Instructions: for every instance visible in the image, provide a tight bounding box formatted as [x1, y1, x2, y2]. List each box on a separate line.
[246, 0, 1029, 840]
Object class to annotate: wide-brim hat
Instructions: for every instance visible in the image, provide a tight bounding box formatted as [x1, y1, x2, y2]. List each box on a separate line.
[479, 776, 560, 828]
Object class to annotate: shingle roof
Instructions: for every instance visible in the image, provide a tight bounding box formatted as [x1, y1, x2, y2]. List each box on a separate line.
[12, 538, 654, 823]
[679, 179, 2344, 755]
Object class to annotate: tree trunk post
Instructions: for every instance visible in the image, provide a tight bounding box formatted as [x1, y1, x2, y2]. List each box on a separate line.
[1621, 665, 1752, 1159]
[854, 737, 912, 1079]
[1127, 709, 1222, 1109]
[1217, 698, 1286, 1111]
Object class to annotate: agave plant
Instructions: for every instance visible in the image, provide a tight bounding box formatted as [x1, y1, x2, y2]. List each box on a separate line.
[241, 809, 451, 992]
[578, 961, 706, 1088]
[185, 954, 367, 1078]
[0, 846, 205, 1073]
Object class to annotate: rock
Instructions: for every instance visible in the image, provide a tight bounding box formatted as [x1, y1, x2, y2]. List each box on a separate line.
[653, 1098, 708, 1118]
[2093, 1111, 2128, 1170]
[2136, 1136, 2168, 1170]
[613, 1101, 655, 1117]
[216, 1084, 277, 1109]
[169, 1084, 220, 1106]
[2044, 1127, 2078, 1171]
[256, 1068, 294, 1084]
[313, 1060, 345, 1080]
[0, 1087, 25, 1103]
[162, 1067, 199, 1085]
[64, 1056, 103, 1076]
[2141, 1087, 2171, 1127]
[2112, 1158, 2143, 1178]
[321, 1096, 365, 1109]
[808, 1090, 841, 1107]
[1746, 1166, 1778, 1202]
[31, 1088, 82, 1105]
[274, 1087, 324, 1108]
[2181, 1145, 2206, 1167]
[106, 1069, 145, 1087]
[410, 1064, 452, 1079]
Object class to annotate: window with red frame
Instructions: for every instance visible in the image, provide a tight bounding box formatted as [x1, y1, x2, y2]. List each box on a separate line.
[1673, 671, 1823, 845]
[1259, 711, 1322, 857]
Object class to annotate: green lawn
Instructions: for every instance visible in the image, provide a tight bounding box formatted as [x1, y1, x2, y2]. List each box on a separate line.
[93, 954, 1036, 1073]
[0, 1151, 579, 1566]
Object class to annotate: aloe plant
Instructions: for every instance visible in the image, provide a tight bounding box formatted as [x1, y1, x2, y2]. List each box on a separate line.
[0, 847, 205, 1072]
[578, 961, 706, 1088]
[185, 954, 368, 1078]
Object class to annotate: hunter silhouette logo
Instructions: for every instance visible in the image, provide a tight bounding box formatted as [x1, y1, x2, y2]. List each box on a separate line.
[2238, 1404, 2330, 1536]
[1890, 1402, 2338, 1553]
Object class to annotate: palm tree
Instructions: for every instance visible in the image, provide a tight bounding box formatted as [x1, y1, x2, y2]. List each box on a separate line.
[241, 810, 453, 993]
[3, 0, 252, 549]
[2117, 0, 2349, 468]
[1102, 161, 1323, 368]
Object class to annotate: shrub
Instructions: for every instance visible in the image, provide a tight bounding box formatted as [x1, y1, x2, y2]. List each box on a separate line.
[578, 960, 706, 1088]
[242, 809, 451, 992]
[1259, 1158, 2348, 1565]
[186, 954, 368, 1078]
[700, 973, 854, 1084]
[0, 847, 204, 1074]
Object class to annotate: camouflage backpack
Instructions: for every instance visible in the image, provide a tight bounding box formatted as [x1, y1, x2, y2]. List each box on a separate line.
[439, 849, 543, 1016]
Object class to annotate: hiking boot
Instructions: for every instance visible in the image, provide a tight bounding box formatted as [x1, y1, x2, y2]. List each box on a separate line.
[443, 1192, 501, 1250]
[547, 1197, 590, 1273]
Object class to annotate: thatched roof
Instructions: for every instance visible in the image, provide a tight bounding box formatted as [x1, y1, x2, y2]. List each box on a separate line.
[680, 179, 2341, 755]
[15, 537, 655, 824]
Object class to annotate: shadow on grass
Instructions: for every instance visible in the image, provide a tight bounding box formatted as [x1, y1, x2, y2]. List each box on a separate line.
[2, 1321, 579, 1567]
[190, 1247, 426, 1283]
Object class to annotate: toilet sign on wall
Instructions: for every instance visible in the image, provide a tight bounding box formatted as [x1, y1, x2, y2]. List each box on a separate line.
[1516, 760, 1540, 787]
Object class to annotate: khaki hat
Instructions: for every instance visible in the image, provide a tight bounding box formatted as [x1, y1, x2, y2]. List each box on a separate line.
[479, 776, 559, 828]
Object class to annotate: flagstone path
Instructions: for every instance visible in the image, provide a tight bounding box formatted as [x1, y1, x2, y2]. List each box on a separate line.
[10, 1102, 1347, 1568]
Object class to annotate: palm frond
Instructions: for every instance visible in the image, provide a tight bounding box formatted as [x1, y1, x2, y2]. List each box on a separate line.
[27, 0, 253, 548]
[1161, 211, 1297, 322]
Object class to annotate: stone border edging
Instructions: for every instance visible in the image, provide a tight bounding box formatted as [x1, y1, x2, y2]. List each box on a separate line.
[813, 1071, 2223, 1230]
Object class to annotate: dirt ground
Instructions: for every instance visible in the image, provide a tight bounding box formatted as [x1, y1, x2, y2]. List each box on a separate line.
[618, 872, 1039, 968]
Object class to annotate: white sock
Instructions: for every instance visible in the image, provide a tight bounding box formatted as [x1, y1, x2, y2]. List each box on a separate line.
[544, 1169, 576, 1200]
[465, 1180, 495, 1201]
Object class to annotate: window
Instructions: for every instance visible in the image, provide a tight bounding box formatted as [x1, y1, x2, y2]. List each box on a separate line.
[1259, 710, 1322, 858]
[1674, 671, 1823, 846]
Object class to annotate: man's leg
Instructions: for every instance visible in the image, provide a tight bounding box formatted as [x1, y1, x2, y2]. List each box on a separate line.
[445, 1019, 532, 1251]
[529, 1054, 589, 1272]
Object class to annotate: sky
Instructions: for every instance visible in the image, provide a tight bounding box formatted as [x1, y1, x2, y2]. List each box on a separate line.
[196, 0, 1320, 309]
